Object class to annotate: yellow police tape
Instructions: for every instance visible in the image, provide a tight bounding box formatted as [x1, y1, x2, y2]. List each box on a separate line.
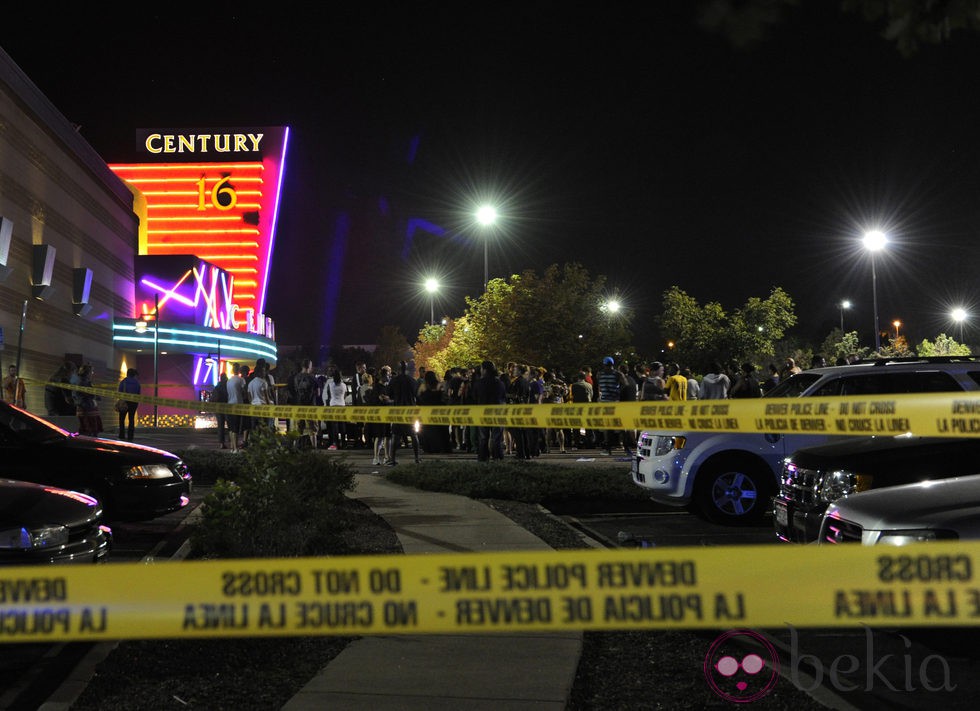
[32, 379, 980, 437]
[2, 542, 980, 641]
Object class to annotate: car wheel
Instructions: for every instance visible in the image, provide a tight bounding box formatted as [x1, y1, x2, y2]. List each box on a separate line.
[694, 459, 774, 525]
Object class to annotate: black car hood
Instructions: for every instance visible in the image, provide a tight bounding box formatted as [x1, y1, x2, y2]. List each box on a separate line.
[0, 478, 101, 528]
[45, 434, 180, 466]
[789, 436, 980, 477]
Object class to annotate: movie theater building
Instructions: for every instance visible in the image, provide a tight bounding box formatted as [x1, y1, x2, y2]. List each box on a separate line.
[0, 47, 281, 423]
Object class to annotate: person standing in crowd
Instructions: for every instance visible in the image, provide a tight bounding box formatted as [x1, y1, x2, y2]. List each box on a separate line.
[212, 372, 229, 449]
[45, 361, 76, 416]
[248, 362, 273, 430]
[388, 361, 420, 465]
[526, 367, 546, 456]
[507, 363, 532, 459]
[292, 359, 318, 449]
[596, 356, 620, 455]
[699, 362, 730, 400]
[324, 368, 348, 450]
[226, 364, 246, 453]
[71, 363, 101, 437]
[640, 362, 667, 401]
[781, 357, 802, 381]
[618, 363, 637, 458]
[357, 372, 383, 465]
[375, 365, 393, 464]
[543, 370, 568, 454]
[237, 364, 253, 447]
[569, 371, 593, 449]
[117, 368, 141, 441]
[474, 360, 506, 462]
[683, 367, 700, 400]
[665, 363, 688, 400]
[762, 363, 780, 393]
[418, 369, 450, 453]
[3, 365, 26, 408]
[349, 361, 368, 448]
[447, 367, 465, 451]
[730, 363, 762, 398]
[810, 354, 828, 369]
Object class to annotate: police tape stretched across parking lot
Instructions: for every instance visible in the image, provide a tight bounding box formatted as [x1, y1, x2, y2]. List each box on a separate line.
[6, 380, 980, 643]
[31, 378, 980, 438]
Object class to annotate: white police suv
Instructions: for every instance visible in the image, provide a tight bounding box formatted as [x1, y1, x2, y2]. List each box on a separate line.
[630, 357, 980, 524]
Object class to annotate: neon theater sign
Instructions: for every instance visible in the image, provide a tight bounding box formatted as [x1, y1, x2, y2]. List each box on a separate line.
[111, 126, 288, 387]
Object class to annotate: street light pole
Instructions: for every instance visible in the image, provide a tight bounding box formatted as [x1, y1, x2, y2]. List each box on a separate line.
[952, 308, 968, 342]
[424, 278, 439, 324]
[475, 205, 497, 292]
[839, 299, 851, 333]
[863, 231, 887, 352]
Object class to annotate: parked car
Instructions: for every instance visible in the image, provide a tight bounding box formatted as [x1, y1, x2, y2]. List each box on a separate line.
[0, 479, 111, 564]
[820, 473, 980, 545]
[0, 402, 191, 521]
[776, 436, 980, 542]
[631, 357, 980, 524]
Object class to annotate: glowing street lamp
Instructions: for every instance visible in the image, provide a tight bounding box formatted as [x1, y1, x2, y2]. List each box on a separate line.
[604, 299, 621, 314]
[893, 320, 901, 339]
[424, 277, 439, 324]
[475, 205, 497, 291]
[952, 307, 968, 340]
[839, 299, 851, 333]
[863, 231, 887, 351]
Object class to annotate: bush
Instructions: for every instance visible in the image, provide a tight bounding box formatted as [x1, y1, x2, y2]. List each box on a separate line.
[173, 447, 250, 486]
[190, 428, 357, 558]
[384, 459, 651, 507]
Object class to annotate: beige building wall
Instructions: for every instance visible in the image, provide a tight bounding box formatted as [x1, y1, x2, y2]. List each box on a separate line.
[0, 48, 137, 414]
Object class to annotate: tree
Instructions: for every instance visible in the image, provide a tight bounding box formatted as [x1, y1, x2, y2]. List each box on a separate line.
[818, 328, 868, 363]
[412, 320, 454, 375]
[877, 335, 912, 358]
[916, 333, 972, 356]
[659, 286, 797, 368]
[421, 263, 635, 374]
[373, 325, 411, 370]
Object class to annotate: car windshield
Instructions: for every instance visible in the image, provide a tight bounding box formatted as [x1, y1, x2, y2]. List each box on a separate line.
[765, 372, 821, 397]
[0, 405, 70, 444]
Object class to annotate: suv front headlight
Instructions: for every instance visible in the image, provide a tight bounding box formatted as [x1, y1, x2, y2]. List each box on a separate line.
[877, 530, 958, 545]
[0, 525, 69, 549]
[125, 463, 175, 480]
[819, 470, 873, 503]
[653, 436, 686, 457]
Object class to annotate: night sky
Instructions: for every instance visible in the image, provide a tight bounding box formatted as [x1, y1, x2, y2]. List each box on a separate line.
[3, 2, 980, 356]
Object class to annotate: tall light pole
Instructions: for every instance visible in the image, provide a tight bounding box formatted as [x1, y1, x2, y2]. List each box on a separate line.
[476, 205, 497, 292]
[863, 230, 887, 352]
[952, 307, 968, 341]
[893, 320, 901, 339]
[839, 299, 851, 333]
[424, 277, 439, 324]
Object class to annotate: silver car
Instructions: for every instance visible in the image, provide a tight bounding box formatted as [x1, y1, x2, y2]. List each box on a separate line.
[820, 474, 980, 545]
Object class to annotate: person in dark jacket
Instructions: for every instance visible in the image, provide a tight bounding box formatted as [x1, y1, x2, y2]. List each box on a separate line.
[117, 368, 141, 441]
[387, 361, 420, 465]
[473, 360, 506, 462]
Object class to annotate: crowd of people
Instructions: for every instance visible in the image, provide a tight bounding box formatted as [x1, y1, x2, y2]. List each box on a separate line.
[10, 350, 835, 452]
[259, 353, 837, 463]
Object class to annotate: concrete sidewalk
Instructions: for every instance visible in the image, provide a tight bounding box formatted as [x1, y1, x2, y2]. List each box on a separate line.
[283, 473, 583, 711]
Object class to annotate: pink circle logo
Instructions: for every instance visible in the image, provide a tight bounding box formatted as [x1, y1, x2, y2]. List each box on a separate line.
[704, 629, 780, 703]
